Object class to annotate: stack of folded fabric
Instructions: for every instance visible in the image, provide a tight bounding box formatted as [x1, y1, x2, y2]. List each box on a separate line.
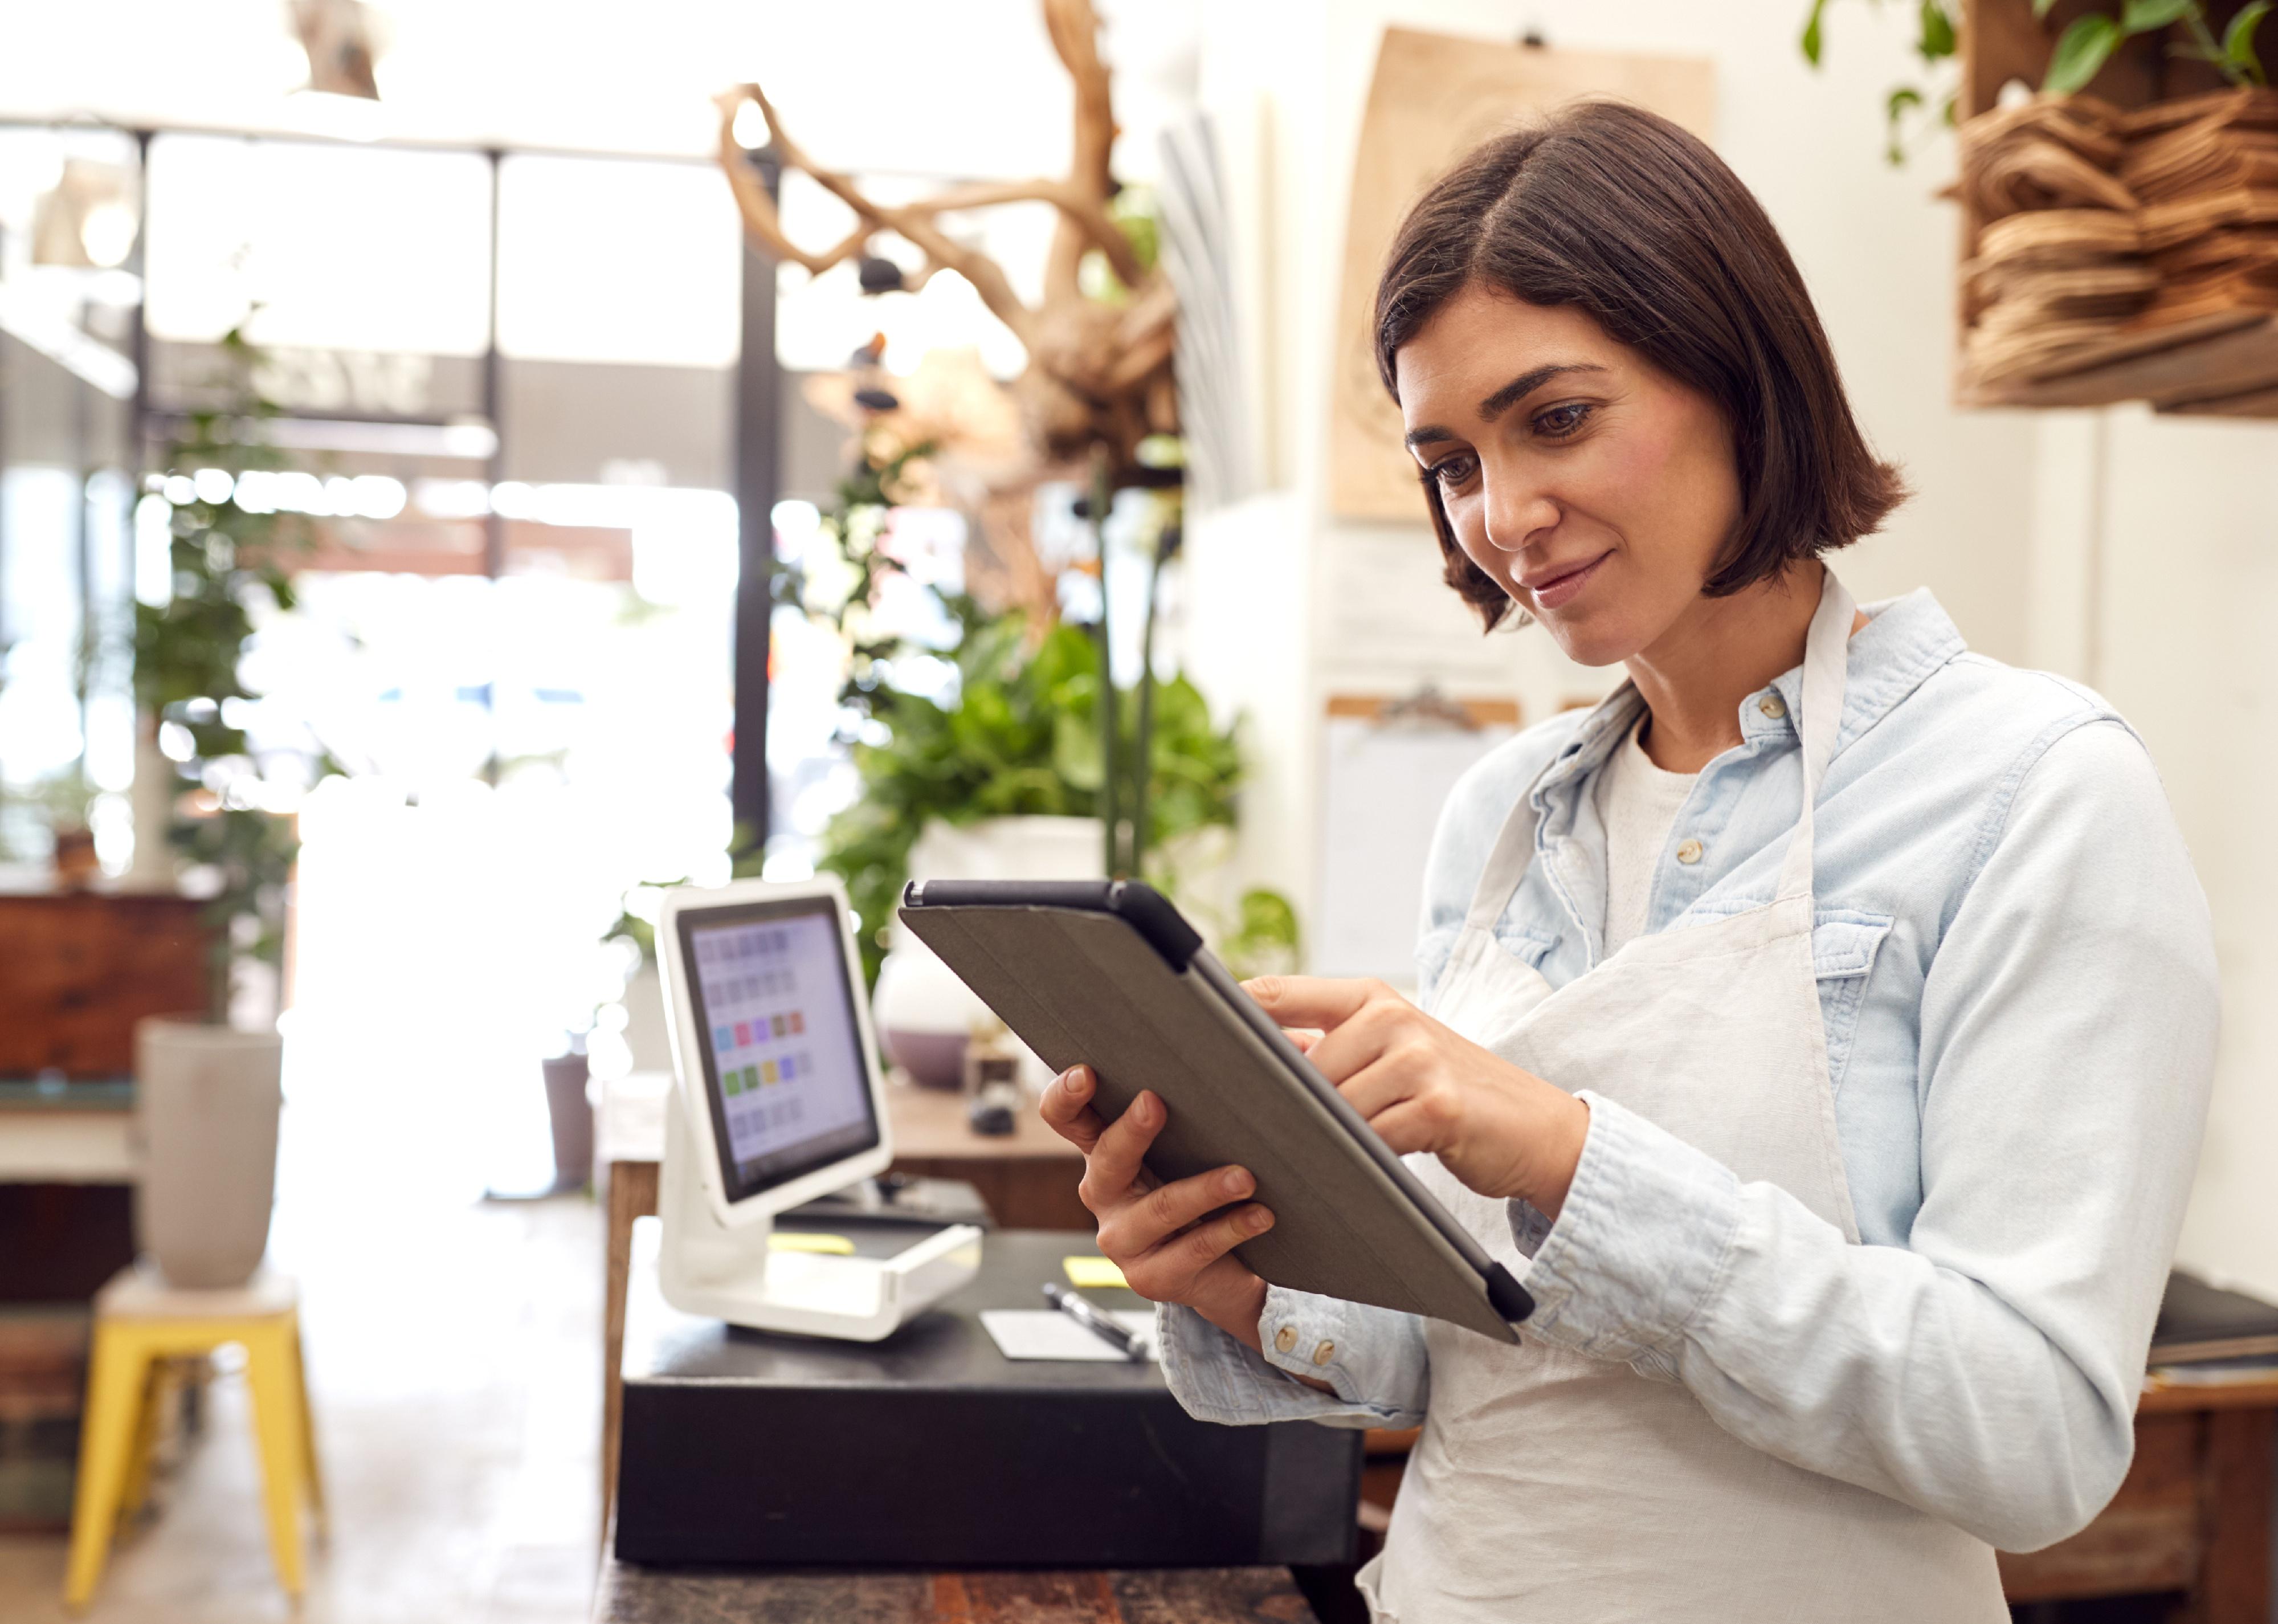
[1958, 97, 2155, 386]
[1957, 87, 2278, 397]
[2122, 88, 2278, 326]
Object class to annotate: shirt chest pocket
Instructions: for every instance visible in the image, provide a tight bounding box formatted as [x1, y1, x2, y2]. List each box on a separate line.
[1814, 912, 1893, 1092]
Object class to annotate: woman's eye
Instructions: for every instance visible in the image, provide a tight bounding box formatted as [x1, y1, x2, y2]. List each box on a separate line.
[1427, 454, 1478, 489]
[1534, 402, 1593, 438]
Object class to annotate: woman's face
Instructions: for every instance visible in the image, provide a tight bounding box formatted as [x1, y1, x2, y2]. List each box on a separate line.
[1393, 282, 1743, 668]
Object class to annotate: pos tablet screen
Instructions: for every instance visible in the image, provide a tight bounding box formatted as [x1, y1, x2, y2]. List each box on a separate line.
[897, 879, 1532, 1342]
[676, 893, 881, 1205]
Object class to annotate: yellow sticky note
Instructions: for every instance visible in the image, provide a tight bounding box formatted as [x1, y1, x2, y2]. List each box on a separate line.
[770, 1232, 856, 1255]
[1063, 1255, 1128, 1290]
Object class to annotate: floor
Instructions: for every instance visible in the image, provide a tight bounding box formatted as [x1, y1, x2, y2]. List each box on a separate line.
[0, 1035, 603, 1624]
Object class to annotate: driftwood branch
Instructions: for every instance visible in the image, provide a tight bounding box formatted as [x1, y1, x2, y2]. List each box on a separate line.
[1042, 0, 1124, 300]
[711, 0, 1178, 479]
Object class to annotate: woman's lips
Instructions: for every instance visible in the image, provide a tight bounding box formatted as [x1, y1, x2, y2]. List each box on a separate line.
[1526, 552, 1611, 611]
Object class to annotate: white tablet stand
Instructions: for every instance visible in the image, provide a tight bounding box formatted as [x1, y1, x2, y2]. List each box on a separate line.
[656, 1099, 981, 1341]
[654, 876, 983, 1343]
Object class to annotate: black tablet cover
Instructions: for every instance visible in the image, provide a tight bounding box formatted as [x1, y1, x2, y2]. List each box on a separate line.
[899, 881, 1526, 1343]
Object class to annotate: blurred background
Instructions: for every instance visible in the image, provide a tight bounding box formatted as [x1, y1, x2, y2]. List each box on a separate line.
[1, 2, 2275, 1621]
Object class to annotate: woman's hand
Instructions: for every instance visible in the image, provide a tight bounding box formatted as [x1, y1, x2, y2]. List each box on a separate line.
[1038, 1065, 1277, 1352]
[1246, 976, 1591, 1218]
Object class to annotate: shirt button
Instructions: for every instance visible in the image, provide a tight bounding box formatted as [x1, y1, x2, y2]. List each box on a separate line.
[1758, 693, 1787, 719]
[1312, 1340, 1337, 1365]
[1676, 839, 1704, 865]
[1274, 1326, 1296, 1354]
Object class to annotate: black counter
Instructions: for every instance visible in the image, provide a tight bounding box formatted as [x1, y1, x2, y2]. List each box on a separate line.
[614, 1226, 1360, 1570]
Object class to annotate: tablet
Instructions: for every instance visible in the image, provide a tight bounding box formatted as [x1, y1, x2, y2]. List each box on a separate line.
[898, 879, 1532, 1343]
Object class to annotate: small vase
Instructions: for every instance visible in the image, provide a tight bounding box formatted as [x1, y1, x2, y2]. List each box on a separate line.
[134, 1018, 284, 1290]
[540, 1051, 594, 1192]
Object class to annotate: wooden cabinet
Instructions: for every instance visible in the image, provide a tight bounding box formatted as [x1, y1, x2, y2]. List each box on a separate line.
[0, 892, 211, 1080]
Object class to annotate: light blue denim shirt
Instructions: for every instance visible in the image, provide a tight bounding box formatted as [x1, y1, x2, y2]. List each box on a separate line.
[1158, 589, 2218, 1553]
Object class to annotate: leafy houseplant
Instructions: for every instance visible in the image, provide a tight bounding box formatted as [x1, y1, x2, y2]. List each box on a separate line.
[1800, 0, 2269, 161]
[126, 328, 329, 1290]
[2037, 0, 2269, 94]
[132, 328, 330, 1025]
[790, 407, 1294, 987]
[819, 605, 1247, 984]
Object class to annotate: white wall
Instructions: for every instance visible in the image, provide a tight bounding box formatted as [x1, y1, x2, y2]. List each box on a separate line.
[2032, 407, 2278, 1299]
[1186, 1, 2278, 1294]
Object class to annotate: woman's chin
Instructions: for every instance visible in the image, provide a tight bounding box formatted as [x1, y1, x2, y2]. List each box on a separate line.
[1538, 615, 1639, 671]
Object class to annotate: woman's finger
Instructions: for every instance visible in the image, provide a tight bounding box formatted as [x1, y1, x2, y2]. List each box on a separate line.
[1356, 1095, 1456, 1158]
[1038, 1065, 1107, 1152]
[1079, 1089, 1166, 1209]
[1151, 1201, 1275, 1280]
[1103, 1164, 1255, 1255]
[1333, 1047, 1427, 1123]
[1304, 997, 1403, 1085]
[1243, 974, 1387, 1031]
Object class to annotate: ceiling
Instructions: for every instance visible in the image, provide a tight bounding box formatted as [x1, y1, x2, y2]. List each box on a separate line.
[0, 0, 1204, 179]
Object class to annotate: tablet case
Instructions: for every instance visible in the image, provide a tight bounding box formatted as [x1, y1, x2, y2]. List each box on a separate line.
[899, 881, 1528, 1343]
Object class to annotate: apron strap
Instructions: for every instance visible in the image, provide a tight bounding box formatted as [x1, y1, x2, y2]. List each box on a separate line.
[1463, 766, 1549, 935]
[1775, 569, 1857, 901]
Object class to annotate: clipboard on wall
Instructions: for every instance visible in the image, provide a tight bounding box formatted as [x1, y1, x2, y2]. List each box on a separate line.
[1314, 691, 1521, 985]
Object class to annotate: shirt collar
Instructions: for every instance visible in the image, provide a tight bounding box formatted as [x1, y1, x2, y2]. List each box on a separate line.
[1529, 586, 1968, 808]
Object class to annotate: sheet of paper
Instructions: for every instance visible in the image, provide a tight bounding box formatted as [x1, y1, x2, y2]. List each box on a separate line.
[1062, 1255, 1129, 1289]
[1316, 715, 1517, 982]
[981, 1308, 1160, 1363]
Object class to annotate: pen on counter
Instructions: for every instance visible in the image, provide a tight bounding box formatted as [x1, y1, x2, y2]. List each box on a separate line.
[1042, 1282, 1146, 1361]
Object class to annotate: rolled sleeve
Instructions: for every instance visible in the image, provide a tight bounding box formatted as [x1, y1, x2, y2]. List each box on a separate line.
[1157, 1288, 1428, 1430]
[1520, 1091, 1743, 1365]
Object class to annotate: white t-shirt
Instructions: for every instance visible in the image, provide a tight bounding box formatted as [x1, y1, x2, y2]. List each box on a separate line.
[1593, 715, 1698, 956]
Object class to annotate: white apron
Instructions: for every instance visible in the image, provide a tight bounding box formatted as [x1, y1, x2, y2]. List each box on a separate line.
[1361, 573, 2007, 1623]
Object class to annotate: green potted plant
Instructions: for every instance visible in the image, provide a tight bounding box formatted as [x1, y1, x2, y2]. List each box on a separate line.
[793, 418, 1296, 1086]
[128, 328, 329, 1288]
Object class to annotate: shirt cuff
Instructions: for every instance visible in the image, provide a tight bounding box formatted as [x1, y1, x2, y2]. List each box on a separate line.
[1518, 1090, 1743, 1366]
[1157, 1290, 1424, 1430]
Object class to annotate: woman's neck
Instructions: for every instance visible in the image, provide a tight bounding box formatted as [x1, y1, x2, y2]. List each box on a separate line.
[1627, 563, 1825, 774]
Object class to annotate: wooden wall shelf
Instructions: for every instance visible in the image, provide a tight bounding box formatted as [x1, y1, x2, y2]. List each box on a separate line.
[1957, 1, 2278, 415]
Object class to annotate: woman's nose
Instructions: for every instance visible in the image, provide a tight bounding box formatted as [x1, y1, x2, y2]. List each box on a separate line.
[1481, 475, 1559, 555]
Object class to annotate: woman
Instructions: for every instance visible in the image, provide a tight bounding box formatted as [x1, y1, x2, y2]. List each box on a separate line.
[1038, 102, 2219, 1621]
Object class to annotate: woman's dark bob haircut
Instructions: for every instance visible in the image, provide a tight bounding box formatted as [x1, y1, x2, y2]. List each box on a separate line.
[1374, 101, 1906, 630]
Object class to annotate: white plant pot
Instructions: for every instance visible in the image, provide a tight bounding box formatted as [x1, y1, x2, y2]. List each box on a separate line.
[134, 1018, 283, 1290]
[618, 962, 675, 1075]
[873, 815, 1105, 1090]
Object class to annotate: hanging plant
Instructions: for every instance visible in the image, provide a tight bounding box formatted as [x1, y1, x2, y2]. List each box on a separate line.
[2040, 0, 2269, 93]
[1799, 0, 1963, 162]
[1801, 0, 2271, 161]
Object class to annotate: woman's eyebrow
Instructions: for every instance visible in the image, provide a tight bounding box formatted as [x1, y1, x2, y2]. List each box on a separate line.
[1478, 362, 1608, 422]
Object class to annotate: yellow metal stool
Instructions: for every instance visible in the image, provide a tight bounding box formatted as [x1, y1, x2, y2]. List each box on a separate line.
[64, 1267, 325, 1612]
